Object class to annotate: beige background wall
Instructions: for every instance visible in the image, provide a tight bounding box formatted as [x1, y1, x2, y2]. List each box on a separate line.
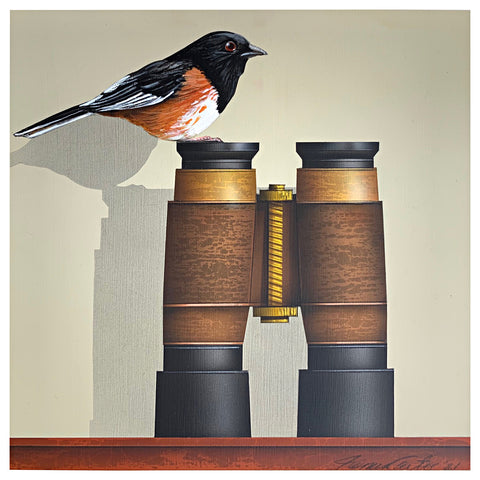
[11, 10, 469, 436]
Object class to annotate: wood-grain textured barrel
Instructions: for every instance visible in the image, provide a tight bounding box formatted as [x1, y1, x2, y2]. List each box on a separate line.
[297, 203, 386, 303]
[163, 203, 256, 304]
[296, 168, 387, 345]
[163, 307, 249, 344]
[163, 202, 256, 344]
[163, 160, 257, 345]
[301, 304, 387, 344]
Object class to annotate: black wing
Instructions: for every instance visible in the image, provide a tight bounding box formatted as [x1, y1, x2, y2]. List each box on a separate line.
[80, 59, 192, 112]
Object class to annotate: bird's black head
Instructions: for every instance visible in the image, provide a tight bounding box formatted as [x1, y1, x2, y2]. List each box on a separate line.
[169, 31, 267, 112]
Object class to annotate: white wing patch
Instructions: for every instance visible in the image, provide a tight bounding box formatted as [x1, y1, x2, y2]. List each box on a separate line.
[95, 90, 175, 111]
[79, 73, 174, 111]
[103, 75, 130, 93]
[79, 75, 131, 106]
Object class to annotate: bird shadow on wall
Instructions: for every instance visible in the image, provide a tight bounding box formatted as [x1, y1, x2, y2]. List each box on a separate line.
[11, 115, 173, 436]
[11, 115, 157, 190]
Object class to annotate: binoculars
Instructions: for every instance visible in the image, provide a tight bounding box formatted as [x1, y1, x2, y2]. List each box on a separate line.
[154, 141, 394, 437]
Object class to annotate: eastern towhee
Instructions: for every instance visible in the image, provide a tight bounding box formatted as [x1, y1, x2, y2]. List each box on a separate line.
[14, 31, 267, 140]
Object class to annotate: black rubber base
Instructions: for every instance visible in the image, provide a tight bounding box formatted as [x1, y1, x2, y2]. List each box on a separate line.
[308, 344, 387, 370]
[163, 345, 243, 371]
[297, 369, 394, 437]
[155, 371, 251, 437]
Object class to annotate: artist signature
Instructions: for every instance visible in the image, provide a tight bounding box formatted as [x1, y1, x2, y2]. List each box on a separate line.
[333, 454, 461, 470]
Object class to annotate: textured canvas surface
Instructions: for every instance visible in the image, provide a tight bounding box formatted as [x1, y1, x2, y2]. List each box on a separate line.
[10, 10, 470, 437]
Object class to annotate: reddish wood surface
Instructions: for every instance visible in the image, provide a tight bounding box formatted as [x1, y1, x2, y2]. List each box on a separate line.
[163, 203, 256, 305]
[297, 203, 387, 303]
[163, 306, 249, 344]
[302, 303, 387, 343]
[10, 437, 470, 470]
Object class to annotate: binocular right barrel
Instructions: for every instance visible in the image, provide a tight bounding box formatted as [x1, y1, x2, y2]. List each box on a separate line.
[296, 142, 394, 437]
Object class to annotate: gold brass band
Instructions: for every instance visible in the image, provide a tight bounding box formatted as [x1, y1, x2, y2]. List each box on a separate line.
[259, 184, 293, 201]
[174, 169, 257, 202]
[253, 306, 298, 323]
[296, 168, 379, 203]
[253, 306, 299, 316]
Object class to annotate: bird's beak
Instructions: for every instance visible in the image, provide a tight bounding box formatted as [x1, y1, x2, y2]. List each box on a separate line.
[242, 43, 268, 57]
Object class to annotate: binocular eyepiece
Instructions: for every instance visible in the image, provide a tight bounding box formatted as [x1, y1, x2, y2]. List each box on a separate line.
[155, 141, 394, 438]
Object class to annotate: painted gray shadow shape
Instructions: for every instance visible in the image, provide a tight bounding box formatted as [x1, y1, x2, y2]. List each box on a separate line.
[90, 186, 173, 436]
[12, 115, 172, 436]
[11, 115, 158, 190]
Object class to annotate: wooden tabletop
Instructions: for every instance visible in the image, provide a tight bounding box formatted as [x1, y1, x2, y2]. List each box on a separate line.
[10, 436, 470, 470]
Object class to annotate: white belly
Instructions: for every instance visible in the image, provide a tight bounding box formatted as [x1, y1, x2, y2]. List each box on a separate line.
[166, 89, 220, 140]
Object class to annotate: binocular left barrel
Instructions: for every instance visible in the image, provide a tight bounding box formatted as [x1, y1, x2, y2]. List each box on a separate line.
[155, 142, 258, 437]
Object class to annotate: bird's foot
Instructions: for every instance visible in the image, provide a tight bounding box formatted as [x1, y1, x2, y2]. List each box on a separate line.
[185, 136, 223, 142]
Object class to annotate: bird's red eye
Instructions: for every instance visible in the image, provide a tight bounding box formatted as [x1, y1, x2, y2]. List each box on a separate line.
[225, 41, 237, 52]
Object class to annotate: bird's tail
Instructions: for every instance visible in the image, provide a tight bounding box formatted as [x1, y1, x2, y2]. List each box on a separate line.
[13, 105, 93, 138]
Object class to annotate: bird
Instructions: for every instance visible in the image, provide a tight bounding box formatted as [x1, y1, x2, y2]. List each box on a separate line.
[13, 31, 267, 140]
